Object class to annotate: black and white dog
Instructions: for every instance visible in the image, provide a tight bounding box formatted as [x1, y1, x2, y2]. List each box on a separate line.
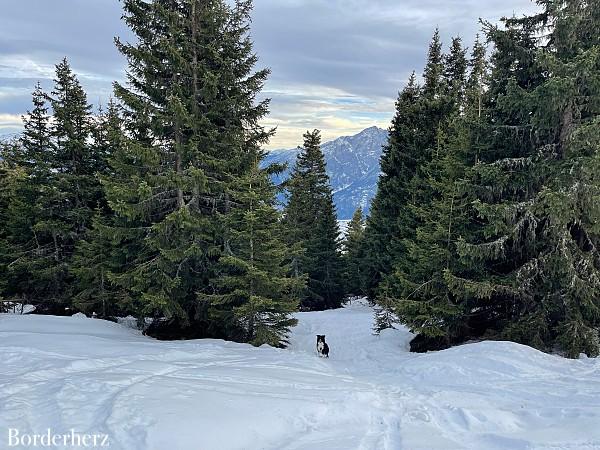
[316, 335, 329, 358]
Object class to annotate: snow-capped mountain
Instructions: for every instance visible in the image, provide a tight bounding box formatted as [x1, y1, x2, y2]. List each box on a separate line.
[263, 126, 388, 219]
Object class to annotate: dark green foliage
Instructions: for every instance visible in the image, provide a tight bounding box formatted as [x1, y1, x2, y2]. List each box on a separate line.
[71, 212, 127, 317]
[0, 63, 102, 309]
[465, 35, 488, 122]
[98, 0, 298, 345]
[0, 149, 25, 308]
[362, 72, 422, 298]
[443, 36, 468, 111]
[392, 115, 485, 344]
[71, 102, 131, 317]
[448, 0, 600, 358]
[16, 82, 53, 176]
[343, 207, 366, 297]
[284, 130, 344, 310]
[0, 89, 52, 304]
[363, 1, 600, 358]
[1, 0, 300, 347]
[201, 162, 302, 346]
[382, 34, 477, 344]
[363, 31, 458, 301]
[422, 28, 444, 98]
[28, 60, 98, 307]
[104, 0, 264, 323]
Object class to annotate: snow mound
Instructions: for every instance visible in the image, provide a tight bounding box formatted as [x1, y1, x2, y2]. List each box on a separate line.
[2, 303, 36, 314]
[1, 301, 599, 449]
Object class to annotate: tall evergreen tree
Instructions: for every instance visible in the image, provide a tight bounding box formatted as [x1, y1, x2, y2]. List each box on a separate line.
[0, 144, 26, 307]
[35, 59, 96, 307]
[0, 85, 53, 303]
[443, 36, 469, 111]
[422, 28, 444, 98]
[465, 35, 488, 122]
[71, 102, 128, 317]
[102, 0, 295, 342]
[343, 207, 366, 297]
[365, 31, 456, 305]
[392, 113, 486, 350]
[201, 161, 302, 346]
[1, 85, 55, 304]
[376, 34, 474, 349]
[418, 29, 448, 166]
[395, 1, 600, 358]
[2, 61, 107, 310]
[16, 82, 53, 175]
[284, 130, 344, 310]
[450, 0, 600, 357]
[362, 72, 422, 298]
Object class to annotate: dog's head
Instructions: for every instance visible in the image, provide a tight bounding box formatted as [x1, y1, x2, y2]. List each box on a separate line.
[316, 335, 326, 343]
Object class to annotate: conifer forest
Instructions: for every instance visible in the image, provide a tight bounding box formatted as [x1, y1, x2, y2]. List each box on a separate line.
[2, 1, 600, 449]
[1, 0, 599, 357]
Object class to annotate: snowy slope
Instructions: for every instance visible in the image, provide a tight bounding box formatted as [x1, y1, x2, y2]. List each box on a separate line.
[1, 302, 600, 450]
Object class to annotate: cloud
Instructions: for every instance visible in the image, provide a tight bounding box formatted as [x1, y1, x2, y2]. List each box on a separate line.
[0, 0, 538, 147]
[259, 82, 395, 148]
[0, 113, 23, 127]
[0, 113, 23, 138]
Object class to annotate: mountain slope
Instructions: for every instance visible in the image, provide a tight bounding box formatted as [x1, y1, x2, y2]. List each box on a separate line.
[263, 126, 388, 219]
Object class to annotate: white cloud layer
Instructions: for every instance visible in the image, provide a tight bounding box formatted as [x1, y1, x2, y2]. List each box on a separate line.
[0, 0, 538, 147]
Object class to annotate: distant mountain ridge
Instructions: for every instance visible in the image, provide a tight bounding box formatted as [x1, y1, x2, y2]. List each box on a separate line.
[263, 126, 388, 220]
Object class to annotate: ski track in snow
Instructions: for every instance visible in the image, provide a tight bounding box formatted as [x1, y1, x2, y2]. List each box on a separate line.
[1, 300, 600, 450]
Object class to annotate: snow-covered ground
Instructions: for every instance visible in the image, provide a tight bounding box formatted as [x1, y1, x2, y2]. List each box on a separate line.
[1, 300, 599, 450]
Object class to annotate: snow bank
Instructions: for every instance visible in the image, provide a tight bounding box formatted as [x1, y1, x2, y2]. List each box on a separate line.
[2, 302, 36, 314]
[1, 300, 599, 449]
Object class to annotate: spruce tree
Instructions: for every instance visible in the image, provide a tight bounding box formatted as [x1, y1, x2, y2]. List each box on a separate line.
[1, 85, 55, 305]
[396, 1, 600, 358]
[284, 130, 344, 310]
[343, 207, 366, 297]
[433, 14, 553, 350]
[16, 82, 53, 175]
[49, 59, 100, 229]
[451, 1, 600, 358]
[362, 73, 422, 298]
[465, 35, 488, 123]
[392, 114, 486, 349]
[377, 35, 474, 349]
[0, 144, 25, 306]
[443, 36, 468, 111]
[36, 59, 96, 307]
[201, 161, 302, 346]
[0, 87, 52, 303]
[2, 61, 107, 310]
[366, 31, 455, 307]
[103, 0, 292, 342]
[422, 28, 444, 98]
[71, 102, 127, 317]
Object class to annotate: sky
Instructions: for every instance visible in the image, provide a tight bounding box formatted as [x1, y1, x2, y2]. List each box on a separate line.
[0, 0, 537, 149]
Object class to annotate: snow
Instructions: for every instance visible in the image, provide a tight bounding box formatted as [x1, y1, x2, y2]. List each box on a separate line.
[1, 300, 599, 450]
[2, 302, 36, 314]
[338, 219, 350, 237]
